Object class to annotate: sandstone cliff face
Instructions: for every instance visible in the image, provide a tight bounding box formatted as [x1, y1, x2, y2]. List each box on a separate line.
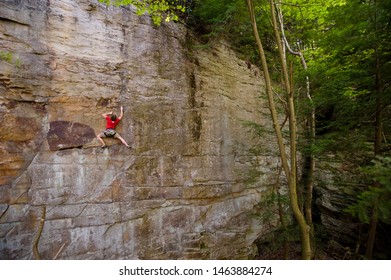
[0, 0, 278, 259]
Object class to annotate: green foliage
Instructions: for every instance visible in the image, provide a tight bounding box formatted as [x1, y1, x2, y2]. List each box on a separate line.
[188, 0, 274, 66]
[0, 51, 21, 67]
[190, 0, 244, 34]
[242, 120, 271, 138]
[191, 0, 391, 232]
[0, 51, 13, 63]
[308, 0, 391, 156]
[347, 157, 391, 224]
[98, 0, 186, 25]
[279, 0, 343, 44]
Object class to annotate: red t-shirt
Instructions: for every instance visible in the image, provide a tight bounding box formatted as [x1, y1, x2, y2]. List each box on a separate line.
[105, 116, 121, 129]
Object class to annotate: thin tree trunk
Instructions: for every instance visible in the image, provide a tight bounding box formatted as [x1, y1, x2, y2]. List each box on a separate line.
[245, 0, 291, 182]
[275, 165, 289, 259]
[366, 87, 382, 259]
[275, 3, 315, 228]
[275, 3, 315, 251]
[366, 9, 383, 255]
[269, 0, 311, 260]
[246, 0, 311, 259]
[366, 194, 379, 259]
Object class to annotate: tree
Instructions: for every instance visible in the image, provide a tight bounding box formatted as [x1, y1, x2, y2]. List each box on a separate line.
[274, 2, 316, 250]
[246, 0, 311, 260]
[273, 0, 346, 256]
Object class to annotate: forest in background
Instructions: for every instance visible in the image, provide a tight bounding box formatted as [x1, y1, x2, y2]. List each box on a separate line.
[184, 0, 391, 260]
[91, 0, 390, 259]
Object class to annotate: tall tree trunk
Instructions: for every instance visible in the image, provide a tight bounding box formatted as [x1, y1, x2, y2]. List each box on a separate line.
[366, 1, 383, 257]
[245, 0, 291, 180]
[275, 2, 315, 247]
[246, 0, 311, 259]
[366, 79, 382, 259]
[275, 164, 289, 259]
[269, 0, 311, 260]
[366, 104, 381, 258]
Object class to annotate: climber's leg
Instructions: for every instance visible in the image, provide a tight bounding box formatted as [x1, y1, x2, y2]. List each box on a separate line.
[97, 132, 107, 148]
[114, 132, 131, 148]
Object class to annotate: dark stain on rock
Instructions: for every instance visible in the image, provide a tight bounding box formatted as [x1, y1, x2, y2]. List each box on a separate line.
[96, 97, 111, 107]
[47, 121, 95, 151]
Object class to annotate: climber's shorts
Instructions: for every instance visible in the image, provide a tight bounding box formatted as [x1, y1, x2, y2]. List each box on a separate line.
[98, 129, 120, 139]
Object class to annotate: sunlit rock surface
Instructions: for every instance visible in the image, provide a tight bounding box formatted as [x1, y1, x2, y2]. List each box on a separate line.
[0, 0, 278, 259]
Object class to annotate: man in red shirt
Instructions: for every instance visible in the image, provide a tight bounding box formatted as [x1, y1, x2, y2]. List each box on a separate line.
[97, 106, 131, 148]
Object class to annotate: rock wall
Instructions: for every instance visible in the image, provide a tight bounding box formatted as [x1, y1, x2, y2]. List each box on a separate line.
[0, 0, 278, 259]
[313, 159, 369, 255]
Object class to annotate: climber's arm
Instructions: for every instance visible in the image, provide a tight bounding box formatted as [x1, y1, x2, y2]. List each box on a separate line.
[102, 111, 112, 118]
[119, 106, 124, 120]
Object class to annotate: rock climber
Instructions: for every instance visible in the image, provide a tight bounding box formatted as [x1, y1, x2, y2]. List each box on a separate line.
[97, 106, 131, 148]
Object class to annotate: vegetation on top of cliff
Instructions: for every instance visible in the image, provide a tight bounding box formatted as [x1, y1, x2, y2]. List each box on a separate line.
[98, 0, 188, 25]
